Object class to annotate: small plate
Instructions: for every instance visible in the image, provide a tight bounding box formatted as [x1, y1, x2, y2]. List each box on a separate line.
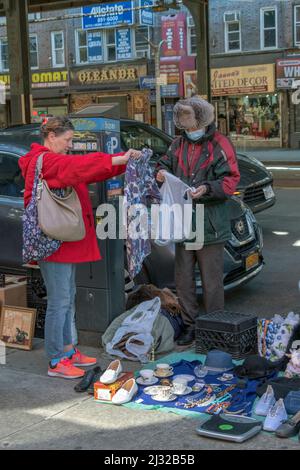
[154, 368, 174, 378]
[173, 374, 195, 383]
[136, 376, 159, 386]
[143, 385, 164, 396]
[173, 386, 193, 396]
[152, 394, 177, 402]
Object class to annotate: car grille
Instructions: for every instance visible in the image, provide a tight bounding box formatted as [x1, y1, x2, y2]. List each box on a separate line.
[226, 238, 258, 258]
[243, 184, 266, 205]
[231, 214, 250, 242]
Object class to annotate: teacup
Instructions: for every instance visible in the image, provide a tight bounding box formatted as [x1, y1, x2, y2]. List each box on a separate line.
[172, 378, 188, 394]
[155, 386, 173, 401]
[155, 363, 173, 376]
[139, 369, 154, 383]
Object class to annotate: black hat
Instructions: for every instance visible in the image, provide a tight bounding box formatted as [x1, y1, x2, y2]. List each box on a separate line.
[234, 355, 278, 380]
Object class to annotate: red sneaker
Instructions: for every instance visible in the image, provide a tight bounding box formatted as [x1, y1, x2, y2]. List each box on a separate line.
[70, 348, 97, 367]
[48, 358, 85, 379]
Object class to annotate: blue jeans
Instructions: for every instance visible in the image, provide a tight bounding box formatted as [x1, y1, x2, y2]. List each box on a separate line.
[38, 261, 78, 361]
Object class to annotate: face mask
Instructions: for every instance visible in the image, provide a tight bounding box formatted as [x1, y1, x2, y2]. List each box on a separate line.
[186, 129, 206, 141]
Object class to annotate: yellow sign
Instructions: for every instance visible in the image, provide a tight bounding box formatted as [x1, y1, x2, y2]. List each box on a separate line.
[0, 71, 69, 89]
[211, 64, 275, 96]
[72, 65, 147, 86]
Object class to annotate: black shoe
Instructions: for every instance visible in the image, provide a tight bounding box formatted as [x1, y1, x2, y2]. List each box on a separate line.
[87, 369, 103, 395]
[275, 411, 300, 438]
[74, 366, 102, 393]
[176, 328, 195, 346]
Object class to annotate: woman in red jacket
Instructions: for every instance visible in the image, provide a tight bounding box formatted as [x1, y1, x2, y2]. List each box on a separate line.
[19, 116, 141, 379]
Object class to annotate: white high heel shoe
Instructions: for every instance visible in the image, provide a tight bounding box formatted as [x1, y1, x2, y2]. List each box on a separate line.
[112, 378, 138, 405]
[100, 359, 122, 384]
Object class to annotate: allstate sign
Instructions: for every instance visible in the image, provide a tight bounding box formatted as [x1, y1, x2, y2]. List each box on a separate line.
[82, 2, 134, 30]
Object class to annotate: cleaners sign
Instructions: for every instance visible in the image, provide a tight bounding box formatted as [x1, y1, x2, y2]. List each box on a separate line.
[276, 57, 300, 89]
[82, 2, 134, 30]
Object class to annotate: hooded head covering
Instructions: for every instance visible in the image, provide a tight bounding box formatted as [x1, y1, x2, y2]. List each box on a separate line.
[173, 96, 215, 130]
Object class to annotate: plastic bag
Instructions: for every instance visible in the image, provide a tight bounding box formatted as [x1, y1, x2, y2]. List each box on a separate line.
[105, 297, 161, 362]
[154, 172, 194, 246]
[258, 312, 300, 361]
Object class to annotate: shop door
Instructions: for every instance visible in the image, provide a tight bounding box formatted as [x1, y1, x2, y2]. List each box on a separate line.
[214, 99, 229, 135]
[97, 95, 128, 119]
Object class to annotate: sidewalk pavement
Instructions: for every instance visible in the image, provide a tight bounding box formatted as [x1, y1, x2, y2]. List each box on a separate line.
[0, 340, 299, 450]
[237, 148, 300, 165]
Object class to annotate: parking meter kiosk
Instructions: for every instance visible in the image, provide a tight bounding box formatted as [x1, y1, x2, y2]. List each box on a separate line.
[69, 105, 125, 341]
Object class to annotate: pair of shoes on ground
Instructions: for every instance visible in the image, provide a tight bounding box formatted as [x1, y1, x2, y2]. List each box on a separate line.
[99, 359, 138, 404]
[74, 366, 102, 393]
[48, 348, 97, 379]
[255, 385, 288, 432]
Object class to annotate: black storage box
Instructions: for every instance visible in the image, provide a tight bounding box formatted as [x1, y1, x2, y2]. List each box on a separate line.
[196, 310, 258, 359]
[26, 268, 47, 339]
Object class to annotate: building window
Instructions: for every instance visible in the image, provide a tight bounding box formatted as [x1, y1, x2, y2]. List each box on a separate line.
[30, 35, 38, 69]
[260, 7, 277, 49]
[295, 5, 300, 46]
[0, 38, 8, 72]
[28, 13, 41, 21]
[75, 30, 103, 64]
[106, 29, 116, 62]
[135, 26, 150, 58]
[51, 31, 65, 67]
[224, 11, 241, 52]
[187, 16, 197, 55]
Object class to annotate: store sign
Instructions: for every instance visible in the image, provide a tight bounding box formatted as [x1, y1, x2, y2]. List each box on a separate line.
[276, 57, 300, 89]
[139, 76, 156, 89]
[161, 13, 187, 57]
[71, 117, 120, 133]
[140, 0, 154, 26]
[211, 64, 275, 96]
[0, 71, 69, 90]
[88, 31, 103, 62]
[161, 84, 179, 97]
[116, 29, 132, 60]
[71, 65, 147, 87]
[160, 62, 180, 84]
[82, 2, 134, 30]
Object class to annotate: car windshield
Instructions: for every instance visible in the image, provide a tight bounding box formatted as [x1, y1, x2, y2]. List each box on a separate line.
[121, 125, 170, 157]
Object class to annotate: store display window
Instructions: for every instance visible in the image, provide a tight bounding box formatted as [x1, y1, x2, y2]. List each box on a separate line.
[228, 94, 280, 141]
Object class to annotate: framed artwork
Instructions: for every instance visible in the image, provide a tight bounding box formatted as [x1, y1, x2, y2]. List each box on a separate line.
[0, 305, 37, 350]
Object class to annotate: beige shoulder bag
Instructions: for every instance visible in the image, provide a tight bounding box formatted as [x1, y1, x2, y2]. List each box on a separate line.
[36, 153, 86, 242]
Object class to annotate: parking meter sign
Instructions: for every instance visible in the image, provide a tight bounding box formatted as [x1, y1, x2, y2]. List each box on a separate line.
[103, 132, 121, 154]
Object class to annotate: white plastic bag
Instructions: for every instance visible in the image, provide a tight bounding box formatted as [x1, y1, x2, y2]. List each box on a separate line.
[105, 297, 161, 362]
[154, 173, 194, 246]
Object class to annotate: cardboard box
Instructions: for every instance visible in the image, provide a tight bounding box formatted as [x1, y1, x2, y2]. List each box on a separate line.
[0, 281, 27, 309]
[94, 372, 134, 402]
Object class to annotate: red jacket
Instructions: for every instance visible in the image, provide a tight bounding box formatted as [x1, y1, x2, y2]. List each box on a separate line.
[19, 143, 126, 263]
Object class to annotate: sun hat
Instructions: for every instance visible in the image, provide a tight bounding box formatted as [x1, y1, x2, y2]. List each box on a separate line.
[234, 355, 279, 380]
[203, 350, 234, 376]
[173, 96, 215, 130]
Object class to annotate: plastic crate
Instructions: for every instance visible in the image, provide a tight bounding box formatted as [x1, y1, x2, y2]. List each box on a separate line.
[33, 300, 47, 339]
[196, 310, 258, 360]
[26, 269, 47, 339]
[26, 268, 47, 305]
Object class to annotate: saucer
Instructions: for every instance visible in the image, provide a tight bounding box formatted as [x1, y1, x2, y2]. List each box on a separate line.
[152, 394, 177, 402]
[173, 374, 195, 383]
[143, 386, 164, 396]
[173, 386, 193, 396]
[136, 376, 159, 386]
[154, 368, 174, 378]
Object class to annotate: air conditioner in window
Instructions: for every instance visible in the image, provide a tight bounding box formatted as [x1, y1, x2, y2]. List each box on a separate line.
[187, 16, 195, 27]
[224, 11, 240, 22]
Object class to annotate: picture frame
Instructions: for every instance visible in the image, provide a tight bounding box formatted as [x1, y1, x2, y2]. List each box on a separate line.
[0, 305, 37, 351]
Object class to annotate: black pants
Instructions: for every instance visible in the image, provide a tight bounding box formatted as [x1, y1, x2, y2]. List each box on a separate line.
[175, 243, 225, 328]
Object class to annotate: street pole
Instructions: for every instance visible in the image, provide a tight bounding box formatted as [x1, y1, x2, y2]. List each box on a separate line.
[155, 39, 166, 130]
